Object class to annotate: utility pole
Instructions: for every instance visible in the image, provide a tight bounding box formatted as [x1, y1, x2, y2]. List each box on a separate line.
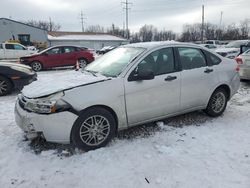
[201, 5, 205, 43]
[80, 11, 87, 32]
[219, 11, 223, 29]
[122, 0, 132, 39]
[49, 17, 52, 32]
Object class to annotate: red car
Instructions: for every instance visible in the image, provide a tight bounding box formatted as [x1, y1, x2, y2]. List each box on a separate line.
[19, 46, 95, 71]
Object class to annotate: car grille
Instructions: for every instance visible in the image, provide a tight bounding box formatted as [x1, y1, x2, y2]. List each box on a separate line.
[18, 95, 32, 112]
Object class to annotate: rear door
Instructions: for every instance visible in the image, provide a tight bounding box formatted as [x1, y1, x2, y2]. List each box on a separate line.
[4, 44, 17, 58]
[176, 47, 219, 110]
[125, 47, 181, 125]
[62, 46, 77, 65]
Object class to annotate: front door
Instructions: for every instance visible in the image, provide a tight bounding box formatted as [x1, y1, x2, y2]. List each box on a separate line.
[124, 47, 181, 125]
[43, 47, 64, 68]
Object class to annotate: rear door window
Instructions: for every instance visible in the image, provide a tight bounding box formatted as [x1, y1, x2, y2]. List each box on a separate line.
[177, 47, 206, 70]
[5, 44, 15, 50]
[64, 47, 75, 53]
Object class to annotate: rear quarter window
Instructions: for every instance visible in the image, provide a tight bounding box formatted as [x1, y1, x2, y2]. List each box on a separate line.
[204, 50, 222, 65]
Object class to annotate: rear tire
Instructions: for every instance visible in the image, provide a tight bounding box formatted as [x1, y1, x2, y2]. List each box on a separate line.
[204, 88, 228, 117]
[0, 76, 13, 96]
[71, 107, 116, 151]
[31, 61, 43, 72]
[78, 58, 88, 69]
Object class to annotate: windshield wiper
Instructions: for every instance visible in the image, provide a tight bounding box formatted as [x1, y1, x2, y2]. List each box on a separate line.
[84, 70, 98, 77]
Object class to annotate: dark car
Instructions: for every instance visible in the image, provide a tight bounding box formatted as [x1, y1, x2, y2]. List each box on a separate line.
[96, 46, 117, 55]
[20, 45, 95, 71]
[0, 62, 37, 96]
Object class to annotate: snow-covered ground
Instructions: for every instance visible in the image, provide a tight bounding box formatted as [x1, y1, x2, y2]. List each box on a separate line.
[0, 70, 250, 188]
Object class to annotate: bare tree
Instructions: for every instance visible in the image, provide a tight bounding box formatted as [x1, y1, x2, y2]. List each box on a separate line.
[85, 25, 105, 33]
[239, 19, 250, 39]
[23, 20, 61, 31]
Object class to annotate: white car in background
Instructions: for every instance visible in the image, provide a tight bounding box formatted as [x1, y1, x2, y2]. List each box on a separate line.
[0, 42, 38, 60]
[236, 49, 250, 80]
[216, 40, 250, 59]
[15, 41, 240, 151]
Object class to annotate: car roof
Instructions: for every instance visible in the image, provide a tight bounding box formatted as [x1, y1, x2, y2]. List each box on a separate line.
[122, 41, 204, 50]
[46, 45, 87, 50]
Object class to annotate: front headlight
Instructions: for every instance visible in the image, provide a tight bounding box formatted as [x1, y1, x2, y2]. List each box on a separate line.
[24, 92, 70, 114]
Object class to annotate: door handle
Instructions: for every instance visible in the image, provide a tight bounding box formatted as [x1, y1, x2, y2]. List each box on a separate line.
[204, 68, 213, 73]
[164, 76, 177, 81]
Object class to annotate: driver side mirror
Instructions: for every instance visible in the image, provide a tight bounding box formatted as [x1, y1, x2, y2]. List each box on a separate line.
[129, 67, 155, 81]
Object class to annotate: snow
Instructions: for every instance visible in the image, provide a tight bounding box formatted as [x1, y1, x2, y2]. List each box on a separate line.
[22, 70, 107, 98]
[0, 70, 250, 188]
[48, 34, 127, 42]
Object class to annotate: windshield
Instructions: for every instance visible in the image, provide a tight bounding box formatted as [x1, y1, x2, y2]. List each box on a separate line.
[85, 47, 145, 77]
[225, 41, 247, 48]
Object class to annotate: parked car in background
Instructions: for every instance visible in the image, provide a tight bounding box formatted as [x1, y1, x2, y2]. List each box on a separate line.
[205, 40, 221, 46]
[20, 45, 95, 71]
[0, 42, 38, 60]
[96, 46, 117, 55]
[235, 49, 250, 80]
[216, 40, 250, 59]
[199, 44, 217, 50]
[0, 62, 37, 96]
[15, 41, 240, 151]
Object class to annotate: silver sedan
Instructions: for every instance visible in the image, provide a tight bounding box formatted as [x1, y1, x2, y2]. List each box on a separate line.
[236, 49, 250, 80]
[15, 41, 240, 151]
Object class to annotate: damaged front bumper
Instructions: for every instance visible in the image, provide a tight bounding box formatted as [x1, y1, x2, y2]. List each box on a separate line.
[14, 100, 78, 144]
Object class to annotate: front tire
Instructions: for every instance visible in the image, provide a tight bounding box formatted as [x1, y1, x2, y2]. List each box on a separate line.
[71, 107, 116, 151]
[204, 88, 228, 117]
[0, 76, 13, 96]
[31, 61, 43, 72]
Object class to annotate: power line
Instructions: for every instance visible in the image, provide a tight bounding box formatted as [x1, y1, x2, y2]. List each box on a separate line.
[80, 10, 87, 32]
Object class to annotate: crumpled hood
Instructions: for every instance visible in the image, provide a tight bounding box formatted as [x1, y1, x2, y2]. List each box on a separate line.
[215, 47, 239, 53]
[22, 70, 109, 98]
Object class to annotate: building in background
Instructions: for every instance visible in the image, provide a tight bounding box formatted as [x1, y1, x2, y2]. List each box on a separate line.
[0, 18, 48, 48]
[48, 31, 129, 50]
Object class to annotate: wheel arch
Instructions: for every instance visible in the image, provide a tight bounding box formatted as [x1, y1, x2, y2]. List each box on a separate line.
[0, 74, 14, 88]
[31, 60, 43, 70]
[78, 57, 89, 64]
[213, 84, 231, 101]
[70, 104, 119, 143]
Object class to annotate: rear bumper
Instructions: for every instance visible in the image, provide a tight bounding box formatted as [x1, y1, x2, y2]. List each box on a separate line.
[230, 73, 241, 98]
[13, 74, 37, 89]
[239, 67, 250, 80]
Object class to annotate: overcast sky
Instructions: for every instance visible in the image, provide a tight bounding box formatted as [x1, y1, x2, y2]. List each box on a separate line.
[1, 0, 249, 33]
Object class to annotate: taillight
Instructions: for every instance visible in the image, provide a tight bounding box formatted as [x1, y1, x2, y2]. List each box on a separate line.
[235, 56, 243, 64]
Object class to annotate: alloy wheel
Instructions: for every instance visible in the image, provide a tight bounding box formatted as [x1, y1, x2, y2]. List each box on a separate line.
[0, 80, 8, 95]
[32, 62, 42, 71]
[79, 115, 111, 146]
[211, 92, 226, 113]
